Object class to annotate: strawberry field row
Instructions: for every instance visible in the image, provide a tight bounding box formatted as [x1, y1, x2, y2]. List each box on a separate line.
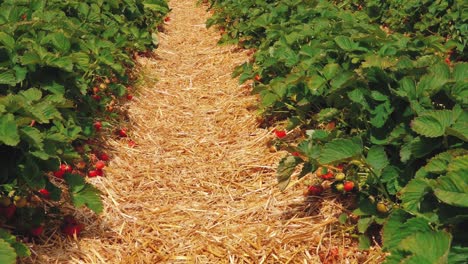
[0, 0, 169, 262]
[206, 0, 467, 263]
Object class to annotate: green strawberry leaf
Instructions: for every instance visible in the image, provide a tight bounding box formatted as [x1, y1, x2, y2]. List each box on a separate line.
[431, 155, 468, 207]
[70, 184, 103, 214]
[0, 239, 16, 264]
[0, 70, 16, 85]
[0, 113, 20, 146]
[366, 145, 389, 174]
[318, 137, 363, 164]
[399, 230, 451, 264]
[277, 156, 301, 191]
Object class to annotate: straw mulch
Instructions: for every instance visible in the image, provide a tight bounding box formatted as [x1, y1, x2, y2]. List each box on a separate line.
[23, 1, 384, 263]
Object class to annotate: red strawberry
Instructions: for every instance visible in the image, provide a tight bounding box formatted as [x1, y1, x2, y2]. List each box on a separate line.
[96, 169, 104, 176]
[321, 172, 334, 180]
[164, 17, 171, 22]
[274, 129, 287, 139]
[53, 170, 65, 179]
[95, 160, 105, 170]
[88, 170, 98, 178]
[54, 164, 72, 178]
[92, 95, 101, 101]
[94, 121, 102, 131]
[59, 164, 72, 173]
[307, 185, 324, 196]
[99, 153, 110, 161]
[291, 152, 300, 157]
[128, 140, 136, 148]
[118, 129, 127, 137]
[343, 181, 355, 192]
[126, 94, 133, 100]
[38, 189, 50, 199]
[325, 121, 336, 131]
[445, 57, 451, 65]
[21, 14, 27, 20]
[62, 224, 84, 237]
[30, 226, 44, 236]
[254, 74, 261, 81]
[1, 204, 16, 219]
[63, 215, 78, 225]
[336, 164, 345, 171]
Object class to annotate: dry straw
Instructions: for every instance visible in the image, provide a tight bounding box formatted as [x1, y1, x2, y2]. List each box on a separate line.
[22, 1, 384, 263]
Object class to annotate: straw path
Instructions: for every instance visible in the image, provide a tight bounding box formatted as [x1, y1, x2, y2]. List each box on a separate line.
[23, 1, 383, 263]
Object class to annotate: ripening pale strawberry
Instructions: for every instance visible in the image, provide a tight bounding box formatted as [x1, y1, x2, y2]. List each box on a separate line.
[343, 181, 355, 192]
[316, 167, 328, 177]
[30, 226, 44, 236]
[95, 160, 105, 170]
[94, 121, 102, 131]
[76, 160, 87, 170]
[307, 185, 324, 196]
[274, 129, 287, 139]
[38, 189, 50, 199]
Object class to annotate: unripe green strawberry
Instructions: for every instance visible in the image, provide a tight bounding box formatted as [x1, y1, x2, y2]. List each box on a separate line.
[0, 196, 11, 206]
[335, 172, 345, 181]
[335, 183, 344, 192]
[376, 202, 389, 213]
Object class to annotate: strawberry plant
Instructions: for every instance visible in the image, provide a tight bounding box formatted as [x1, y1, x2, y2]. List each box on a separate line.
[0, 0, 169, 262]
[207, 0, 467, 262]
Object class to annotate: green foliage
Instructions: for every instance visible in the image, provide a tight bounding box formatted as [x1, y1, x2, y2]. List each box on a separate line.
[0, 228, 30, 264]
[207, 0, 467, 262]
[0, 0, 169, 259]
